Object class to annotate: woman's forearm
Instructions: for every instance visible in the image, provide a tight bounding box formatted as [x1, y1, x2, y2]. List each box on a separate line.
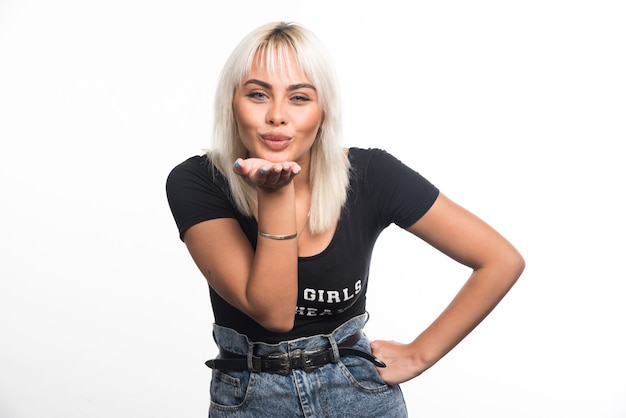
[373, 257, 523, 386]
[410, 261, 524, 373]
[246, 183, 299, 332]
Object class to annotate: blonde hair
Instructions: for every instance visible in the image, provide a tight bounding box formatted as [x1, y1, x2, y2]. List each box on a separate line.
[207, 22, 350, 234]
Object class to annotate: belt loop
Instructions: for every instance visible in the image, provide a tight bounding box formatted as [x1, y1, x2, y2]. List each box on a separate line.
[327, 334, 340, 363]
[246, 342, 255, 371]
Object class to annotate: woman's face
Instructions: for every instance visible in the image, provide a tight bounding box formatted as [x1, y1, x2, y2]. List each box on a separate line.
[232, 50, 323, 165]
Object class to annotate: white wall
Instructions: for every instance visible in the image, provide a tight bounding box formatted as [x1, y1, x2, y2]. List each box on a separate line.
[1, 1, 624, 417]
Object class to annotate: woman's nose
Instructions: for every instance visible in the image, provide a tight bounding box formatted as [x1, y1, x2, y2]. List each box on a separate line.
[266, 101, 287, 126]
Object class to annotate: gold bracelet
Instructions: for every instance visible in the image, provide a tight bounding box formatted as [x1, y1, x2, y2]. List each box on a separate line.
[258, 231, 298, 240]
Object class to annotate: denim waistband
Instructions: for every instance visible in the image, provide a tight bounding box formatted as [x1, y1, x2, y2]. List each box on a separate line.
[212, 313, 369, 361]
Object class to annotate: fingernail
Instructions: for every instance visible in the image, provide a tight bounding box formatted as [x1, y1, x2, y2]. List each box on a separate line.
[260, 167, 268, 174]
[234, 160, 242, 169]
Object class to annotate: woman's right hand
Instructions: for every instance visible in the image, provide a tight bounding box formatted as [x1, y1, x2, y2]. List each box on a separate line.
[233, 158, 301, 191]
[183, 158, 301, 333]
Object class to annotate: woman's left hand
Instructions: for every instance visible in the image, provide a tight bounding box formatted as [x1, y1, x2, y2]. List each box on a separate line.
[370, 339, 425, 386]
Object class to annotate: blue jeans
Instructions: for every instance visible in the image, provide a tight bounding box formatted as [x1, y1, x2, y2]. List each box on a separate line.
[208, 313, 407, 417]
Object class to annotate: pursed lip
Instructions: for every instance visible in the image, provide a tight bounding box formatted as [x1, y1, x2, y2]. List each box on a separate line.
[260, 132, 291, 141]
[260, 132, 292, 151]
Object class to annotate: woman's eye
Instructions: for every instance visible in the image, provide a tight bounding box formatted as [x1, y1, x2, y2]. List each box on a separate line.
[246, 92, 267, 100]
[291, 95, 311, 102]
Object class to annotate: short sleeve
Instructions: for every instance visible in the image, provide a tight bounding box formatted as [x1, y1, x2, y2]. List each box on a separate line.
[358, 148, 439, 229]
[165, 155, 237, 241]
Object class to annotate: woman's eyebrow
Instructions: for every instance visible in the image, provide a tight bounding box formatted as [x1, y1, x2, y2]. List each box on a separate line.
[243, 79, 316, 91]
[243, 79, 271, 89]
[288, 83, 316, 91]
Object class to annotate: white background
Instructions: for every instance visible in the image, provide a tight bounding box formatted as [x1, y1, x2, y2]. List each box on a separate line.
[1, 1, 625, 417]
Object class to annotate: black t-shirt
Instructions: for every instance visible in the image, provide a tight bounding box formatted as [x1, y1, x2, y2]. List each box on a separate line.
[166, 147, 439, 343]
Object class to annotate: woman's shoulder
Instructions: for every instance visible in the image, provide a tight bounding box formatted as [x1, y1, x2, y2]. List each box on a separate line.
[167, 154, 221, 181]
[347, 147, 401, 170]
[166, 154, 231, 197]
[347, 146, 437, 190]
[347, 146, 386, 157]
[169, 154, 210, 175]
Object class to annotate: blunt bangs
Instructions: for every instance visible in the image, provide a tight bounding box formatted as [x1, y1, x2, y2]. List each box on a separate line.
[232, 23, 333, 114]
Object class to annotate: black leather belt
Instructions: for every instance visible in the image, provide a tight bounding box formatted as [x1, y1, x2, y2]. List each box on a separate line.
[205, 330, 386, 375]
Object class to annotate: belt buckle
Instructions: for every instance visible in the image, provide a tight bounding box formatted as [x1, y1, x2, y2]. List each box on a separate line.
[267, 352, 291, 376]
[300, 350, 318, 373]
[290, 348, 319, 373]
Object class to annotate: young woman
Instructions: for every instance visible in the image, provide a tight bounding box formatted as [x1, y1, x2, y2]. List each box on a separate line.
[166, 21, 524, 417]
